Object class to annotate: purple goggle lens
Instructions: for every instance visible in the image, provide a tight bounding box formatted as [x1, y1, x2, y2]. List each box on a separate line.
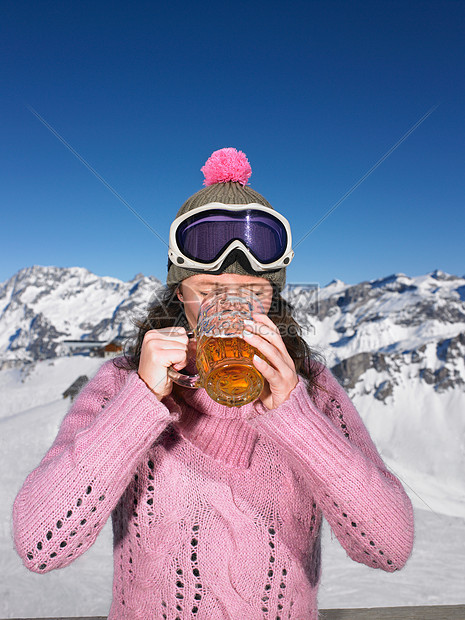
[176, 209, 289, 264]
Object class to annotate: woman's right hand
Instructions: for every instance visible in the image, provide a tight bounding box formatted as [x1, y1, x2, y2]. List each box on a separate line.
[138, 327, 190, 400]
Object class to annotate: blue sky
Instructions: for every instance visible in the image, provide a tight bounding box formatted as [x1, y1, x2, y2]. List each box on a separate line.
[1, 0, 464, 288]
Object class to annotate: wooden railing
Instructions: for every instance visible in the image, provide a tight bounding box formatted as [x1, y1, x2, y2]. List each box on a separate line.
[319, 607, 465, 619]
[10, 606, 465, 619]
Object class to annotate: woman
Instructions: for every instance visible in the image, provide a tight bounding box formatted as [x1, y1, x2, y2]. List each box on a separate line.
[13, 148, 414, 619]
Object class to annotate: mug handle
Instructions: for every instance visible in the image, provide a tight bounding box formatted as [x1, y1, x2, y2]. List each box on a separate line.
[167, 366, 201, 389]
[167, 331, 201, 389]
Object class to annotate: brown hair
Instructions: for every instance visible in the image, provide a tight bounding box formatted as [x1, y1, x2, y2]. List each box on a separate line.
[118, 285, 324, 397]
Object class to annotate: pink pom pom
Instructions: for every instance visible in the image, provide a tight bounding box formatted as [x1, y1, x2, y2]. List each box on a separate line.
[201, 147, 252, 186]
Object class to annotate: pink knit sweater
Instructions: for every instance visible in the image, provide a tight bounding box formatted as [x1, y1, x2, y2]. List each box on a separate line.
[13, 358, 414, 619]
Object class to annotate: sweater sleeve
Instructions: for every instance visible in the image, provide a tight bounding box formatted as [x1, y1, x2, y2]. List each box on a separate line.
[251, 366, 414, 573]
[13, 359, 180, 574]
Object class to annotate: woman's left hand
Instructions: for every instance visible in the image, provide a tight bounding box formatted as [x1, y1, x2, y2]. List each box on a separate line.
[243, 312, 298, 410]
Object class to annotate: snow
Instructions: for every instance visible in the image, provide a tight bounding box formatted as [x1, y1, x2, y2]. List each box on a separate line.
[319, 508, 465, 608]
[0, 357, 103, 420]
[1, 358, 113, 619]
[1, 356, 464, 617]
[351, 364, 465, 513]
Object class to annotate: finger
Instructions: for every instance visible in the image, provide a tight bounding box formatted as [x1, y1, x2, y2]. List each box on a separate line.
[243, 318, 279, 342]
[251, 312, 280, 330]
[158, 326, 188, 333]
[243, 329, 294, 373]
[145, 326, 187, 336]
[144, 330, 189, 345]
[143, 342, 188, 356]
[243, 320, 291, 360]
[152, 340, 189, 349]
[172, 360, 188, 371]
[145, 328, 188, 338]
[250, 314, 297, 358]
[242, 327, 280, 355]
[252, 353, 280, 380]
[252, 354, 297, 393]
[154, 347, 188, 369]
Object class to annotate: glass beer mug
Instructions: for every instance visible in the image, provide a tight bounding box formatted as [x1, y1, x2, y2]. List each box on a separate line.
[168, 287, 266, 407]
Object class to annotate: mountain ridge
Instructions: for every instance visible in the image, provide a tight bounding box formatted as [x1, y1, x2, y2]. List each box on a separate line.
[1, 265, 464, 403]
[0, 265, 163, 365]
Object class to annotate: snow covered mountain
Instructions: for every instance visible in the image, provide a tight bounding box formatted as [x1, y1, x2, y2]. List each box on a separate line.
[2, 266, 465, 408]
[287, 270, 465, 398]
[0, 265, 163, 365]
[3, 266, 465, 372]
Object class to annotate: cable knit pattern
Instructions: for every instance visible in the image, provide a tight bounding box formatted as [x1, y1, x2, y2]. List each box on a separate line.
[13, 358, 414, 619]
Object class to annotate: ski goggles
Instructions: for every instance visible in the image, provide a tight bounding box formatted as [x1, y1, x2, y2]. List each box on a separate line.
[168, 203, 294, 272]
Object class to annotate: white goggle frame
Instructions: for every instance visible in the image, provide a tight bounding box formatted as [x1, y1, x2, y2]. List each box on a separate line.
[168, 202, 294, 272]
